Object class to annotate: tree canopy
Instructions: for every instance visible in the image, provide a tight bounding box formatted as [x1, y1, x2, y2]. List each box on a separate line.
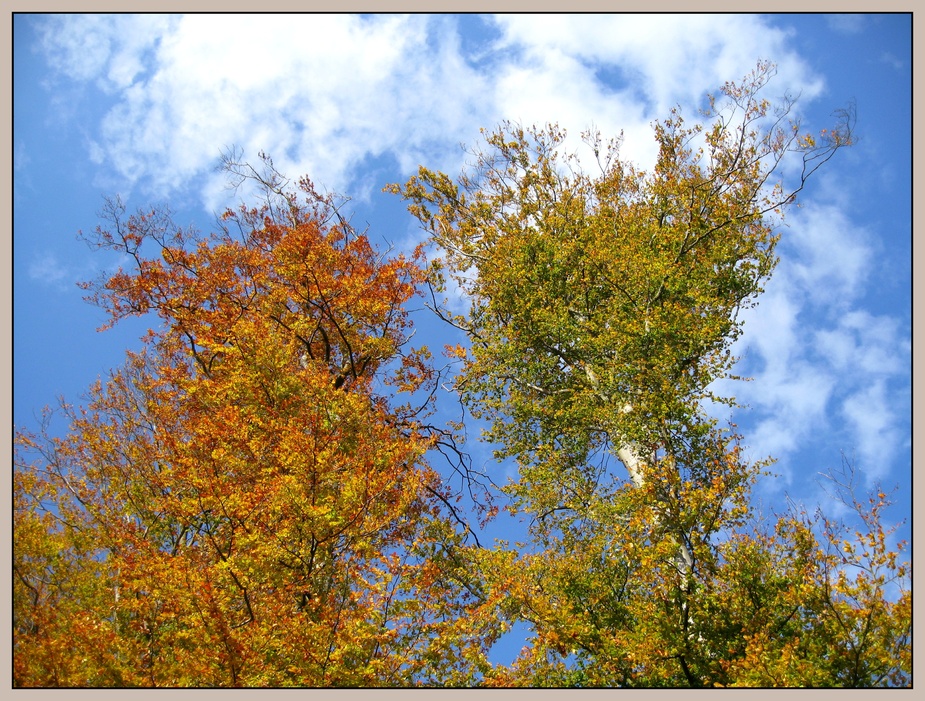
[14, 63, 909, 688]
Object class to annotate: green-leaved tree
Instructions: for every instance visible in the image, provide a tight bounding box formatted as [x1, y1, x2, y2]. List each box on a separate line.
[390, 62, 909, 687]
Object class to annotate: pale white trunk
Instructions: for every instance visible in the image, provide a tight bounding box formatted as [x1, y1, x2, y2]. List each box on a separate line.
[616, 443, 646, 489]
[583, 365, 693, 581]
[610, 408, 697, 650]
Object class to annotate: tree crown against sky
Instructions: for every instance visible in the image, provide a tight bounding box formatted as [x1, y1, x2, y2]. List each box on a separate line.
[386, 62, 907, 688]
[13, 62, 910, 688]
[16, 14, 911, 509]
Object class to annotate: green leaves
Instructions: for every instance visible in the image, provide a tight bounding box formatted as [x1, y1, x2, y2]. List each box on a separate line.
[388, 62, 903, 688]
[16, 64, 897, 689]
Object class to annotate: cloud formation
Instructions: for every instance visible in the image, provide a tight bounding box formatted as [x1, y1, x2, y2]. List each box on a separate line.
[30, 13, 909, 495]
[726, 196, 909, 486]
[28, 251, 70, 289]
[35, 15, 824, 207]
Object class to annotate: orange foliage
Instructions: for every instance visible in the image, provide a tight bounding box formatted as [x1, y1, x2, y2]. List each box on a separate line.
[14, 167, 491, 686]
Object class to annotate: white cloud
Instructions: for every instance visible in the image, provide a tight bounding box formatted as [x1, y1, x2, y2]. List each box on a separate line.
[783, 202, 872, 309]
[815, 311, 909, 377]
[43, 14, 498, 209]
[745, 362, 835, 456]
[880, 52, 906, 71]
[489, 14, 823, 123]
[14, 140, 29, 171]
[37, 14, 177, 89]
[721, 187, 908, 485]
[826, 15, 865, 35]
[28, 252, 70, 288]
[737, 281, 800, 376]
[35, 14, 828, 210]
[476, 15, 829, 182]
[840, 381, 908, 483]
[37, 14, 116, 82]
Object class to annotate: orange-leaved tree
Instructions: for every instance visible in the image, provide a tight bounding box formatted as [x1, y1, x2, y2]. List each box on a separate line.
[13, 155, 497, 687]
[390, 62, 909, 687]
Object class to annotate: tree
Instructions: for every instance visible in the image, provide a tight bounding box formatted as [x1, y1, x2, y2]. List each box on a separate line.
[14, 63, 909, 688]
[390, 62, 909, 687]
[13, 157, 496, 687]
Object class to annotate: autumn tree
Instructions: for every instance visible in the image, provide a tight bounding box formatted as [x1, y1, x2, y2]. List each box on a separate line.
[13, 63, 909, 689]
[390, 62, 909, 687]
[13, 156, 498, 687]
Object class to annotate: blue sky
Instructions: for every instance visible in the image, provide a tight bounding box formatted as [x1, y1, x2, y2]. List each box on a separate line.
[13, 13, 912, 660]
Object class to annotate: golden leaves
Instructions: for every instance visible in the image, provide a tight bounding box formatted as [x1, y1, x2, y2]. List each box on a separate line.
[13, 158, 482, 687]
[15, 66, 885, 688]
[385, 63, 905, 689]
